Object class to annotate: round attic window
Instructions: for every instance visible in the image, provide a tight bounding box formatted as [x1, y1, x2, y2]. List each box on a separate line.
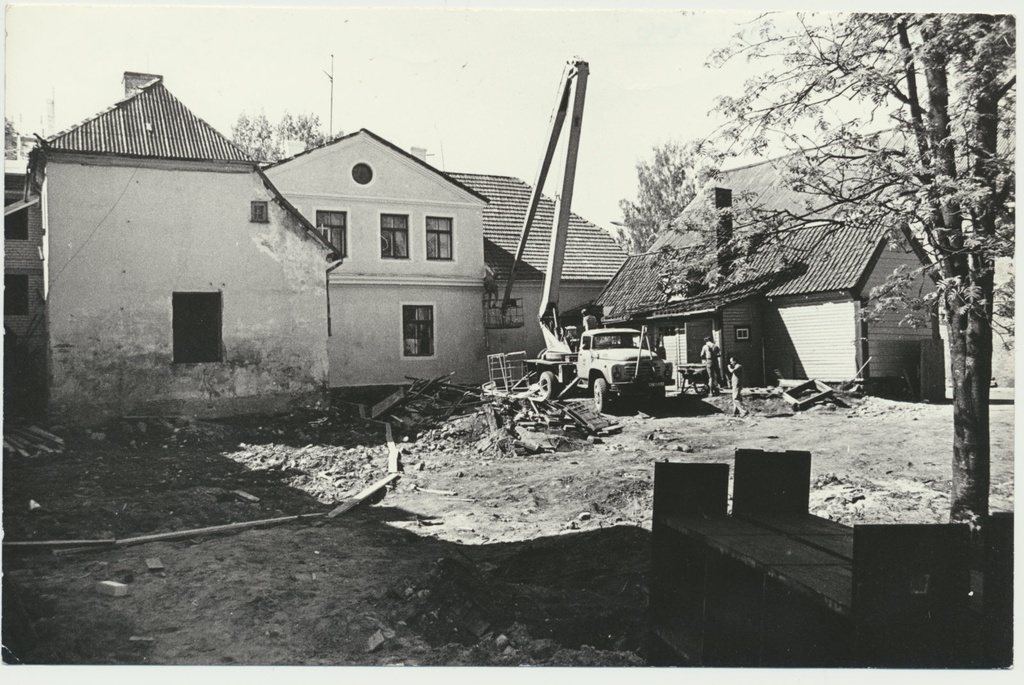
[352, 163, 373, 185]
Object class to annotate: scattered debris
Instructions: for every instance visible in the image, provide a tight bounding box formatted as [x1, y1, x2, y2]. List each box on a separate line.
[145, 558, 165, 572]
[3, 424, 65, 457]
[367, 629, 387, 652]
[96, 580, 130, 597]
[28, 499, 42, 511]
[231, 490, 260, 503]
[128, 636, 155, 643]
[782, 379, 836, 410]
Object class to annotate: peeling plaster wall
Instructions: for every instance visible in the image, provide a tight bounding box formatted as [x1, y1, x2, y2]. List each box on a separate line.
[45, 158, 329, 424]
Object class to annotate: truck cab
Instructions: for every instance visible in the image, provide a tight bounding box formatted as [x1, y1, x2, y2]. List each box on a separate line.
[576, 328, 673, 411]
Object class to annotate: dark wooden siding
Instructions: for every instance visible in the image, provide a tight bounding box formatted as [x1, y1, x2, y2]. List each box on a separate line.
[858, 241, 940, 378]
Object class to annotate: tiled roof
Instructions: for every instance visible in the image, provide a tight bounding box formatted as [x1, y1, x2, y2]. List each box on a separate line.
[46, 78, 249, 162]
[448, 172, 626, 282]
[598, 156, 891, 321]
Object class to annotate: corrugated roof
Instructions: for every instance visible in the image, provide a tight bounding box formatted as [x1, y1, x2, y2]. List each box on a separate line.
[448, 172, 626, 282]
[46, 78, 249, 162]
[598, 155, 891, 320]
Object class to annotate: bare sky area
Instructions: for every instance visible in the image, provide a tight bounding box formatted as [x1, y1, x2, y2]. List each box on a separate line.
[3, 1, 996, 239]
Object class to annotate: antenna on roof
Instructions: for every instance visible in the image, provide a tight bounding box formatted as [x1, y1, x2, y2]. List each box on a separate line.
[323, 55, 334, 136]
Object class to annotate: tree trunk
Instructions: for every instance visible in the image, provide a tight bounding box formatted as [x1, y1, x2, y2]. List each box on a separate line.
[944, 303, 992, 532]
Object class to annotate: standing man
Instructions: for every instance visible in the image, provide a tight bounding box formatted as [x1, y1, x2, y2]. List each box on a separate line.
[727, 355, 749, 417]
[701, 336, 719, 393]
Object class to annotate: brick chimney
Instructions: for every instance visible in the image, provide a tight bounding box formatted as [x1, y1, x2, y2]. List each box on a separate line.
[714, 187, 734, 278]
[410, 146, 428, 162]
[123, 71, 163, 97]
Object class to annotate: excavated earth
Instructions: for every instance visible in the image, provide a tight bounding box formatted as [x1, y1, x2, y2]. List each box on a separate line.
[1, 388, 1015, 666]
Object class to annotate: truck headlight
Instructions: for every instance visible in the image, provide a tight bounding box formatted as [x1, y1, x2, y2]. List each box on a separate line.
[612, 365, 623, 381]
[664, 362, 674, 379]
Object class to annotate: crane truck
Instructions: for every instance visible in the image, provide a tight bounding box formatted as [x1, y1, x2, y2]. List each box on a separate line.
[497, 59, 672, 412]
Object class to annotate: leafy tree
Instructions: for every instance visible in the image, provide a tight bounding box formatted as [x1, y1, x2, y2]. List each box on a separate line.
[278, 112, 327, 152]
[690, 12, 1015, 533]
[231, 111, 279, 163]
[616, 141, 699, 254]
[230, 111, 328, 163]
[6, 118, 20, 160]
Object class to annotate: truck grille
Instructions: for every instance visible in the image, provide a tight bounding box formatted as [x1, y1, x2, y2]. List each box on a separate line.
[622, 362, 658, 381]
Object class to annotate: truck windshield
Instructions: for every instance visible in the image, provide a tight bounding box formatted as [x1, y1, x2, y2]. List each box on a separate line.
[591, 333, 641, 349]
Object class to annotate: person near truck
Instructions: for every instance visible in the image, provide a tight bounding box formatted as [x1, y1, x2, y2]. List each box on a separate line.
[727, 355, 749, 417]
[701, 336, 720, 393]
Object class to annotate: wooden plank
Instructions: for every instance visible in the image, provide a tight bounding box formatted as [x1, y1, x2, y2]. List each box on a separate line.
[116, 513, 327, 546]
[661, 514, 772, 540]
[763, 563, 853, 616]
[326, 473, 401, 519]
[370, 387, 407, 419]
[705, 533, 841, 567]
[4, 538, 117, 550]
[385, 423, 401, 473]
[741, 512, 851, 538]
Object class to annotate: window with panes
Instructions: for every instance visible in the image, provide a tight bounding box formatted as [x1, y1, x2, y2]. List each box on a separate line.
[425, 216, 453, 260]
[380, 214, 409, 259]
[316, 210, 347, 256]
[402, 305, 434, 357]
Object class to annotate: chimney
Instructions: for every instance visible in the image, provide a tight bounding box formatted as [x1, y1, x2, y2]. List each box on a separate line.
[123, 71, 163, 97]
[714, 187, 733, 278]
[283, 139, 306, 157]
[410, 146, 428, 162]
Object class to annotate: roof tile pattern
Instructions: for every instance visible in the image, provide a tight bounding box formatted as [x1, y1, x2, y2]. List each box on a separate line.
[47, 80, 249, 162]
[598, 157, 888, 320]
[449, 172, 626, 282]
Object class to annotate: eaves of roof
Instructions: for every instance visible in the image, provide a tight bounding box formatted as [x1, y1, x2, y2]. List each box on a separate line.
[254, 166, 337, 256]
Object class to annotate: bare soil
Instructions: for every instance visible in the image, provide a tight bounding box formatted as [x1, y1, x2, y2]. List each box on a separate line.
[2, 388, 1014, 665]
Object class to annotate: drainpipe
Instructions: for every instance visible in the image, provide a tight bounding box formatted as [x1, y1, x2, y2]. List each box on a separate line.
[325, 258, 344, 337]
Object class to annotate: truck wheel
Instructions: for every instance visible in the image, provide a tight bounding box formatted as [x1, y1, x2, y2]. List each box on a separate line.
[538, 371, 557, 401]
[593, 377, 610, 413]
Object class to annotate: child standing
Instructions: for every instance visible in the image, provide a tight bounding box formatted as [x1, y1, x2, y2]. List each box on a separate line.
[727, 355, 749, 417]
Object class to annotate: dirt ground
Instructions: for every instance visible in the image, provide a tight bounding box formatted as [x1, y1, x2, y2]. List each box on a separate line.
[1, 387, 1015, 666]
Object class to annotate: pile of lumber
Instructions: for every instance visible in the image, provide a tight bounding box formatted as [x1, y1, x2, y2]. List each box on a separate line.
[3, 425, 65, 457]
[354, 373, 487, 429]
[483, 395, 621, 446]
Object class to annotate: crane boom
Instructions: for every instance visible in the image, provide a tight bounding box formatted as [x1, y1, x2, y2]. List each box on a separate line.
[500, 60, 590, 351]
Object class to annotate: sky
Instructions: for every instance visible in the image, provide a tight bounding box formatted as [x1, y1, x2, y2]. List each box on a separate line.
[1, 0, 1003, 235]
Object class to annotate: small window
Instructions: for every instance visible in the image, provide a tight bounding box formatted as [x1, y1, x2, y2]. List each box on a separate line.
[250, 201, 269, 223]
[4, 274, 29, 315]
[735, 326, 751, 341]
[381, 214, 409, 259]
[4, 202, 29, 240]
[352, 163, 373, 185]
[426, 216, 453, 260]
[403, 305, 434, 357]
[316, 210, 347, 256]
[173, 292, 222, 363]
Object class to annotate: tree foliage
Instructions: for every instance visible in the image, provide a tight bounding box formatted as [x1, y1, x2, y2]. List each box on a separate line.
[616, 141, 700, 254]
[231, 111, 328, 163]
[671, 13, 1014, 530]
[5, 118, 20, 160]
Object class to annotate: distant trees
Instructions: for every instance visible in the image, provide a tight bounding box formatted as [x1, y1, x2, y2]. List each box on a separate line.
[616, 141, 699, 254]
[231, 111, 329, 163]
[5, 118, 20, 160]
[678, 12, 1015, 534]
